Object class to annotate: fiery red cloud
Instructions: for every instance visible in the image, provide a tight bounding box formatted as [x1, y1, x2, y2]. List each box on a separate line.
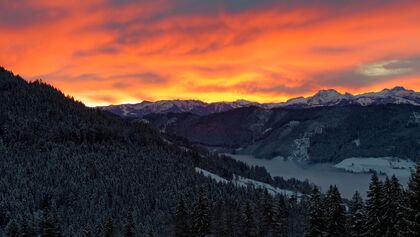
[1, 0, 420, 106]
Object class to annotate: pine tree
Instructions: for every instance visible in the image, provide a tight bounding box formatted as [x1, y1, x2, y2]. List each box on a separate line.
[364, 173, 385, 237]
[103, 217, 115, 237]
[348, 191, 366, 237]
[383, 176, 403, 236]
[260, 190, 274, 236]
[241, 201, 257, 237]
[306, 186, 325, 237]
[325, 185, 346, 237]
[20, 216, 36, 237]
[83, 226, 93, 237]
[41, 211, 61, 237]
[273, 195, 289, 237]
[147, 229, 158, 237]
[396, 189, 409, 237]
[220, 207, 235, 237]
[5, 219, 19, 237]
[191, 190, 210, 237]
[405, 165, 420, 237]
[175, 197, 190, 237]
[123, 210, 136, 237]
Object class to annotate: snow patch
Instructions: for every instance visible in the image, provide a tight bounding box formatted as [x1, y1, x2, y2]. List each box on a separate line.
[232, 175, 299, 197]
[353, 139, 361, 147]
[412, 112, 420, 125]
[334, 157, 416, 177]
[288, 125, 324, 161]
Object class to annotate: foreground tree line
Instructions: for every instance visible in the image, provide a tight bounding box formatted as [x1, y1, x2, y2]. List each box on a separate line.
[173, 166, 420, 237]
[2, 166, 419, 237]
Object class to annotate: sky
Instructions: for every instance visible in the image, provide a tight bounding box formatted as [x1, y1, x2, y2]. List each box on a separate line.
[1, 0, 420, 106]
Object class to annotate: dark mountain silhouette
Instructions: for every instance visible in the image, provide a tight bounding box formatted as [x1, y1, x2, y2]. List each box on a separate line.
[144, 104, 420, 162]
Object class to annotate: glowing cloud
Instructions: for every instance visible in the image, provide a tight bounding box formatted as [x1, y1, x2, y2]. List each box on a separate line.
[0, 0, 419, 106]
[356, 60, 413, 77]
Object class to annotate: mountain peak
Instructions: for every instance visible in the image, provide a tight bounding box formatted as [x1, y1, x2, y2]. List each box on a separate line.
[234, 99, 259, 106]
[316, 88, 341, 94]
[389, 86, 408, 92]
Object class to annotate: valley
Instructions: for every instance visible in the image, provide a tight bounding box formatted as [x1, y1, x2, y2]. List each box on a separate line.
[227, 154, 413, 198]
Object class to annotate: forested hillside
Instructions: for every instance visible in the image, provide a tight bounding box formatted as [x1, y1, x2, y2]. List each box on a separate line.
[145, 105, 420, 162]
[0, 68, 312, 236]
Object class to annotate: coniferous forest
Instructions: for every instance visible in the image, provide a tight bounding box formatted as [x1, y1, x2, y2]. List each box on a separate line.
[1, 67, 420, 237]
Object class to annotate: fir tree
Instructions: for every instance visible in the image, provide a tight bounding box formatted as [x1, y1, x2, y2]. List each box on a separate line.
[41, 211, 61, 237]
[123, 211, 136, 237]
[348, 191, 366, 237]
[5, 219, 19, 237]
[20, 216, 36, 237]
[325, 185, 346, 237]
[273, 195, 289, 237]
[364, 173, 385, 237]
[220, 207, 235, 237]
[406, 165, 420, 237]
[383, 176, 403, 236]
[147, 229, 158, 237]
[175, 197, 190, 237]
[191, 190, 210, 237]
[396, 188, 409, 237]
[260, 190, 274, 236]
[306, 186, 325, 237]
[83, 226, 93, 237]
[103, 217, 115, 237]
[241, 201, 257, 237]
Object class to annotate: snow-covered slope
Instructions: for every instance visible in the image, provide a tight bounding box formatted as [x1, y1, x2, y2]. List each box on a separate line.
[195, 168, 299, 197]
[334, 157, 416, 177]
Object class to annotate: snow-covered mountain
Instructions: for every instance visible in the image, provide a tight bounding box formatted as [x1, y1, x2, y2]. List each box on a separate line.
[270, 86, 420, 108]
[100, 99, 263, 117]
[100, 87, 419, 117]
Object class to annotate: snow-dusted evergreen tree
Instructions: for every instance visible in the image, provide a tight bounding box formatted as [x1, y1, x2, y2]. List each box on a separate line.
[273, 195, 289, 237]
[405, 165, 420, 237]
[123, 210, 136, 237]
[4, 219, 19, 237]
[191, 190, 210, 237]
[41, 211, 61, 237]
[241, 201, 257, 237]
[259, 190, 274, 236]
[82, 227, 93, 237]
[20, 215, 37, 237]
[364, 173, 385, 237]
[306, 186, 325, 237]
[175, 197, 190, 237]
[103, 217, 115, 237]
[382, 176, 404, 236]
[325, 185, 346, 237]
[348, 191, 366, 237]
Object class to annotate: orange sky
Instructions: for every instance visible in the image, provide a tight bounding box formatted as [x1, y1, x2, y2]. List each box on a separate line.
[1, 0, 420, 106]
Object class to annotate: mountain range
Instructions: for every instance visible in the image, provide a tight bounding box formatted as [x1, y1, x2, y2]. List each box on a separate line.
[101, 86, 420, 163]
[101, 86, 420, 117]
